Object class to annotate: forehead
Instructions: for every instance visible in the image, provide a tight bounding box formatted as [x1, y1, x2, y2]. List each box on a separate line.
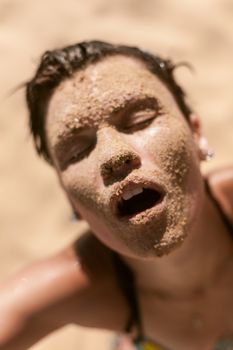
[46, 55, 176, 143]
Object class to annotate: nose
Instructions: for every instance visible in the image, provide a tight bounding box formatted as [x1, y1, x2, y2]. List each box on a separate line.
[98, 127, 141, 184]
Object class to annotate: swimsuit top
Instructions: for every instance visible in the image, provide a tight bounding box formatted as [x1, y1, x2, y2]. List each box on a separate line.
[112, 178, 233, 350]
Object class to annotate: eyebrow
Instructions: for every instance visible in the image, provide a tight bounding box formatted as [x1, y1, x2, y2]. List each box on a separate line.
[113, 96, 160, 115]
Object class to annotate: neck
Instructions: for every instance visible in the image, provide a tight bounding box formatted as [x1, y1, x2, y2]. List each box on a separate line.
[123, 187, 233, 299]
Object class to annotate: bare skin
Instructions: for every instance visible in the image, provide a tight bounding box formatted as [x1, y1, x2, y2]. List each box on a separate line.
[0, 55, 232, 350]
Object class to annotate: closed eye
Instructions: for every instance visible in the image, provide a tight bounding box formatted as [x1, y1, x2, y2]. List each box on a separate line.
[55, 129, 96, 170]
[68, 144, 94, 164]
[122, 108, 158, 133]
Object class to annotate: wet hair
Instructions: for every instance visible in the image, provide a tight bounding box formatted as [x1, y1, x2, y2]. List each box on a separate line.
[26, 40, 192, 164]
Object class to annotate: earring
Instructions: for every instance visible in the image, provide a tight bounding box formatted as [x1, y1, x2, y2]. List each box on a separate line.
[199, 137, 214, 161]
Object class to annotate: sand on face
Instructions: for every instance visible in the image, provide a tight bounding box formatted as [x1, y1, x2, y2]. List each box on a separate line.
[0, 0, 233, 349]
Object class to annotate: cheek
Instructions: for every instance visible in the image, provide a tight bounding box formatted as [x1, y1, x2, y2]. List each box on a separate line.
[141, 120, 199, 186]
[60, 159, 98, 208]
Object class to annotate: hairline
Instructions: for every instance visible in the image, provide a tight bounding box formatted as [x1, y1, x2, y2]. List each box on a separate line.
[26, 42, 192, 164]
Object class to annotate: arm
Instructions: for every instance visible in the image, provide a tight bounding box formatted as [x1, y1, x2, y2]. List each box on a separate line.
[0, 233, 129, 350]
[0, 244, 90, 349]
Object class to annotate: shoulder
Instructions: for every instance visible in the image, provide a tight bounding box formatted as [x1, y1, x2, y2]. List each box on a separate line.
[205, 164, 233, 222]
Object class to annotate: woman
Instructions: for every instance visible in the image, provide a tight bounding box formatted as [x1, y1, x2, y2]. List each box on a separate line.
[0, 41, 232, 350]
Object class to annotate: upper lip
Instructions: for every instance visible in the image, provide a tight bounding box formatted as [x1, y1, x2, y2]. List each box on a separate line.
[109, 175, 166, 216]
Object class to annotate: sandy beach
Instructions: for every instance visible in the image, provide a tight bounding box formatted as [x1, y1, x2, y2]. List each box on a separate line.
[0, 0, 232, 348]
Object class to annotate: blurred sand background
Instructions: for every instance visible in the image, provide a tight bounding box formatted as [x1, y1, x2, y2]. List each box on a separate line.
[0, 0, 232, 348]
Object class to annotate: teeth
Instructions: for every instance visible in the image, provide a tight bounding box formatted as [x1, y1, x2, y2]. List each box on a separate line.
[122, 187, 143, 200]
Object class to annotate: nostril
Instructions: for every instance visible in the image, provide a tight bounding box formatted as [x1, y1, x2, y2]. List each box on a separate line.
[101, 164, 113, 178]
[124, 154, 140, 166]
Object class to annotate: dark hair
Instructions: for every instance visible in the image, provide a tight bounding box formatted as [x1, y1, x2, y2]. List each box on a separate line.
[26, 40, 192, 164]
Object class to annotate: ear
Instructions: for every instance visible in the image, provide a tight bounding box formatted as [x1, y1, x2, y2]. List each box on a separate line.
[63, 191, 83, 220]
[189, 114, 214, 161]
[189, 113, 202, 138]
[69, 197, 83, 220]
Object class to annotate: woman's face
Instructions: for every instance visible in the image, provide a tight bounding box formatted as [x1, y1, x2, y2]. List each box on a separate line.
[45, 55, 204, 258]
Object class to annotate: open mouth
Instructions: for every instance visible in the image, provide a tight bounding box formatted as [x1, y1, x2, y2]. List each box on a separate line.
[117, 187, 164, 218]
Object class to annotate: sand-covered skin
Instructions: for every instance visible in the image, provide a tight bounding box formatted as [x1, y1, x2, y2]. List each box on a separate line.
[0, 0, 233, 349]
[47, 55, 204, 258]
